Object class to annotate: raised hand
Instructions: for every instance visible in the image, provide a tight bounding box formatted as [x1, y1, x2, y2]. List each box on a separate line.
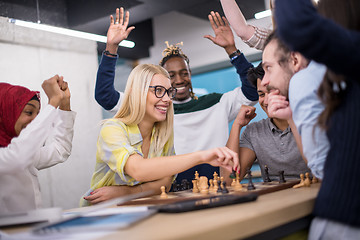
[267, 90, 292, 120]
[234, 105, 257, 127]
[59, 80, 71, 111]
[41, 75, 65, 108]
[106, 7, 135, 54]
[204, 11, 237, 54]
[202, 147, 239, 173]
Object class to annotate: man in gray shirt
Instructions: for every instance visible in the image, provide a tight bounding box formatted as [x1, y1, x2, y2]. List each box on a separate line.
[226, 63, 310, 182]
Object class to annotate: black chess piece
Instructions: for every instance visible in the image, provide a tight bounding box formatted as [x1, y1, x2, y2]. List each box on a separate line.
[217, 179, 223, 193]
[264, 165, 271, 183]
[185, 180, 191, 190]
[247, 169, 256, 190]
[171, 180, 178, 192]
[181, 179, 190, 190]
[229, 169, 236, 179]
[222, 181, 229, 194]
[279, 170, 286, 183]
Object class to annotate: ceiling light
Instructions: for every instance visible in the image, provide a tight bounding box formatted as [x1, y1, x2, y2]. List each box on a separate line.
[8, 18, 135, 48]
[254, 9, 272, 20]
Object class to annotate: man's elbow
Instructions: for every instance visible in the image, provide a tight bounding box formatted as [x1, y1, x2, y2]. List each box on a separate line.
[95, 94, 113, 110]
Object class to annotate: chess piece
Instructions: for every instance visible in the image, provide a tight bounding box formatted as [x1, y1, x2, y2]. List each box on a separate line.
[234, 172, 242, 191]
[304, 172, 311, 187]
[217, 179, 223, 193]
[195, 171, 199, 180]
[192, 180, 199, 193]
[312, 176, 319, 184]
[293, 173, 305, 189]
[194, 171, 200, 187]
[229, 169, 236, 179]
[181, 179, 190, 190]
[247, 169, 256, 190]
[176, 183, 181, 192]
[279, 170, 286, 183]
[222, 181, 229, 194]
[160, 186, 168, 199]
[187, 180, 191, 190]
[264, 165, 271, 183]
[213, 172, 219, 181]
[231, 179, 236, 187]
[172, 180, 178, 192]
[213, 177, 219, 192]
[199, 176, 209, 195]
[209, 179, 214, 192]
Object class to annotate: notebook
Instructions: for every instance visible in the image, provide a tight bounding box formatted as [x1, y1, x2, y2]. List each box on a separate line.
[0, 208, 62, 227]
[32, 191, 154, 234]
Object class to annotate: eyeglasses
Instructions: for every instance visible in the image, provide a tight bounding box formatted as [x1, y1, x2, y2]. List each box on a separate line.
[149, 85, 177, 99]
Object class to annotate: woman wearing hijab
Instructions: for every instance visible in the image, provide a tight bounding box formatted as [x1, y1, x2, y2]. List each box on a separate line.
[0, 75, 76, 215]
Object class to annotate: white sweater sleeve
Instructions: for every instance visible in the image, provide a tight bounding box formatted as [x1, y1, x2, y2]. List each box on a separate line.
[34, 109, 76, 170]
[221, 87, 257, 123]
[0, 105, 57, 174]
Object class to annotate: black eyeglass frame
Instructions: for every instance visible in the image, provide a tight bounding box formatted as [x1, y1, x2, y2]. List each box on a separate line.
[149, 85, 177, 99]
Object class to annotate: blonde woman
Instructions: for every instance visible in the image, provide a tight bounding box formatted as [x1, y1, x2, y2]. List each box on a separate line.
[82, 64, 239, 206]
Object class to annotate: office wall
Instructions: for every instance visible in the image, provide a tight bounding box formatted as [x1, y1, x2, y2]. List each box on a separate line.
[0, 16, 101, 210]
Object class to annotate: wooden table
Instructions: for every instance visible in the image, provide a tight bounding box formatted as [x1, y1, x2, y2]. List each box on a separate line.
[103, 183, 320, 240]
[1, 183, 320, 240]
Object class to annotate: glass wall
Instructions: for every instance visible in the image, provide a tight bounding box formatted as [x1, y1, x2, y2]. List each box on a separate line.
[191, 60, 267, 128]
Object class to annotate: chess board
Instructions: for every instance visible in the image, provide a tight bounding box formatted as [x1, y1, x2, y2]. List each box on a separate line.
[121, 179, 300, 206]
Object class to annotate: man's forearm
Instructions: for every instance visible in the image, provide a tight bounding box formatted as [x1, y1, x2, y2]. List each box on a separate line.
[231, 54, 258, 101]
[95, 54, 120, 110]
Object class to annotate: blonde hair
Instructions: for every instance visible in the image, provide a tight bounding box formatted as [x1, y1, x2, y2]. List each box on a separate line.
[114, 64, 174, 155]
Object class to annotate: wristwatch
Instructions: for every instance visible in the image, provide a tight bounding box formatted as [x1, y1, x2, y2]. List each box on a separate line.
[103, 50, 117, 57]
[229, 49, 241, 59]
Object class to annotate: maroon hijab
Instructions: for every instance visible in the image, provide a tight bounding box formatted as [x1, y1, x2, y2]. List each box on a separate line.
[0, 83, 39, 147]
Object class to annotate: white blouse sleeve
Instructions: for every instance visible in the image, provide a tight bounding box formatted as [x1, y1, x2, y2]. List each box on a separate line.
[0, 105, 57, 174]
[34, 109, 76, 170]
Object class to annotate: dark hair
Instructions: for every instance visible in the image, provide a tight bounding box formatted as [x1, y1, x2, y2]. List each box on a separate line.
[247, 62, 265, 88]
[317, 0, 360, 129]
[264, 31, 291, 68]
[30, 94, 40, 102]
[159, 41, 197, 100]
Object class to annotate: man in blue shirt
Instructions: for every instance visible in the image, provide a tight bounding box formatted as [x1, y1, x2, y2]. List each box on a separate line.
[261, 32, 329, 179]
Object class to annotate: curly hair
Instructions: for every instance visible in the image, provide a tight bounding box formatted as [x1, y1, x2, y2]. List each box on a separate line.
[159, 41, 189, 66]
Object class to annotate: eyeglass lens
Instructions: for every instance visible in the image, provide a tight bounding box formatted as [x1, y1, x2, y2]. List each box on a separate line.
[151, 86, 176, 99]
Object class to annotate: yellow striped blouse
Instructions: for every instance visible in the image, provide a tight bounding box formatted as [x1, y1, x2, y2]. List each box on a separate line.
[90, 118, 175, 190]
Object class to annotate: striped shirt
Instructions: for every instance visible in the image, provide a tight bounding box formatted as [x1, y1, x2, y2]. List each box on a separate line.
[244, 26, 272, 51]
